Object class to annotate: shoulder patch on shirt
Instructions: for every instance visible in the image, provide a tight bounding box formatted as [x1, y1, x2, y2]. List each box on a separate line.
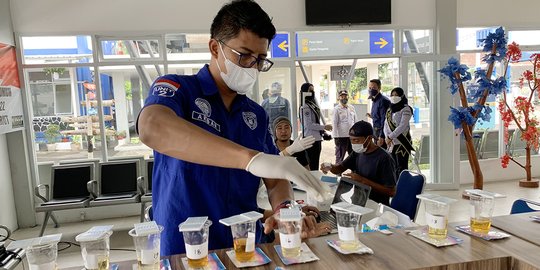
[242, 111, 258, 130]
[152, 78, 180, 97]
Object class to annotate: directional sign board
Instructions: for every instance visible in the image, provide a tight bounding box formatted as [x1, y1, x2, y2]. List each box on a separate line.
[296, 30, 394, 57]
[271, 33, 290, 58]
[369, 31, 393, 55]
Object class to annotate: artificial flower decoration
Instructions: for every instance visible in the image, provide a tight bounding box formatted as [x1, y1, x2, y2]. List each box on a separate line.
[479, 27, 507, 64]
[506, 42, 522, 62]
[439, 57, 472, 95]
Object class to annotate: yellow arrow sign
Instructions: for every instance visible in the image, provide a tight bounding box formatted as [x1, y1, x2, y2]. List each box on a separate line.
[278, 40, 289, 52]
[374, 38, 388, 49]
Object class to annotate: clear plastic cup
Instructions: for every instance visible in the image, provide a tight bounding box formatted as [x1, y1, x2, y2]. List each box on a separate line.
[469, 194, 495, 235]
[78, 231, 112, 270]
[180, 220, 212, 268]
[128, 226, 163, 270]
[230, 221, 257, 262]
[335, 209, 361, 251]
[275, 213, 303, 258]
[424, 201, 450, 240]
[26, 242, 58, 270]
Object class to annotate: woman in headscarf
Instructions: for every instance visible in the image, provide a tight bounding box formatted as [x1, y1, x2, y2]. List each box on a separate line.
[383, 87, 414, 179]
[299, 83, 332, 170]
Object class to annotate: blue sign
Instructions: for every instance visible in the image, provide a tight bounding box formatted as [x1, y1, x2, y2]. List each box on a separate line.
[271, 33, 290, 58]
[369, 31, 393, 55]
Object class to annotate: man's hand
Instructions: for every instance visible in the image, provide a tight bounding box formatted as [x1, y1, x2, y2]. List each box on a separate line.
[285, 135, 315, 155]
[320, 162, 333, 174]
[263, 213, 332, 238]
[324, 124, 333, 131]
[246, 153, 332, 201]
[343, 172, 363, 183]
[385, 138, 393, 148]
[377, 137, 384, 146]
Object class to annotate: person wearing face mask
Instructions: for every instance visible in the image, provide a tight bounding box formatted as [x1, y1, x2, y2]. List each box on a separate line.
[366, 79, 391, 149]
[332, 90, 357, 163]
[320, 120, 396, 205]
[136, 0, 329, 256]
[300, 83, 333, 170]
[261, 82, 291, 132]
[384, 87, 414, 179]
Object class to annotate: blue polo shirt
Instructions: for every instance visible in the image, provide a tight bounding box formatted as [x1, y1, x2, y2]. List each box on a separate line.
[138, 65, 278, 256]
[371, 94, 391, 138]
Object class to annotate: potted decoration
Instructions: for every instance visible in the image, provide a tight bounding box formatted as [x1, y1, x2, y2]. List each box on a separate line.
[44, 124, 61, 151]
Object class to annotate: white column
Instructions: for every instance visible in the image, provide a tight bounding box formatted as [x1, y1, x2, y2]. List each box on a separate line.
[112, 72, 130, 141]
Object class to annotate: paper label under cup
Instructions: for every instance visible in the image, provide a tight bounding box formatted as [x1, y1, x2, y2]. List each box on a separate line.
[29, 261, 56, 270]
[426, 212, 446, 229]
[245, 232, 255, 252]
[84, 254, 98, 269]
[279, 233, 301, 249]
[140, 249, 158, 264]
[338, 226, 356, 241]
[185, 242, 208, 260]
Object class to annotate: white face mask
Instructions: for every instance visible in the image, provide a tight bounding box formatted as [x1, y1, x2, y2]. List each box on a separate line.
[352, 137, 370, 153]
[216, 43, 258, 95]
[390, 96, 402, 104]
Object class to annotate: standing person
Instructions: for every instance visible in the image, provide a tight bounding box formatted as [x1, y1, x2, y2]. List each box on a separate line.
[384, 87, 414, 179]
[261, 82, 291, 128]
[332, 90, 356, 163]
[321, 121, 396, 205]
[261, 88, 269, 102]
[366, 79, 391, 148]
[137, 0, 328, 256]
[300, 82, 332, 171]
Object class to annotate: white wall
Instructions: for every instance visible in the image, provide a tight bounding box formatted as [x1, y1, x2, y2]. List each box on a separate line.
[0, 135, 18, 230]
[0, 0, 13, 44]
[458, 0, 540, 28]
[10, 0, 436, 34]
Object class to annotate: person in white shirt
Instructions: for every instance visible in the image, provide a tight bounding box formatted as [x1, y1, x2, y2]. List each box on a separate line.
[332, 90, 357, 163]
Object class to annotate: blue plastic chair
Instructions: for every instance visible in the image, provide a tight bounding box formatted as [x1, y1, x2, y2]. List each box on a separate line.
[510, 199, 540, 214]
[390, 170, 426, 221]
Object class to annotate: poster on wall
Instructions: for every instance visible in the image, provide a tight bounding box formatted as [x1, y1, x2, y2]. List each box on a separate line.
[0, 43, 24, 134]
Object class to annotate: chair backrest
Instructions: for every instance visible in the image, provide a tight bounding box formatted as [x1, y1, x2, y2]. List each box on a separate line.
[59, 158, 100, 182]
[109, 156, 145, 176]
[510, 199, 540, 214]
[390, 170, 426, 221]
[51, 163, 94, 200]
[479, 129, 498, 159]
[98, 159, 140, 196]
[144, 159, 154, 193]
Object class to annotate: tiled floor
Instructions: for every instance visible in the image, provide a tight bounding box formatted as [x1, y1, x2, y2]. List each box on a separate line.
[9, 179, 540, 269]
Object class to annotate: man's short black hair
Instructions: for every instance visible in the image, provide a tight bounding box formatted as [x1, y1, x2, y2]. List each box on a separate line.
[369, 79, 381, 89]
[349, 120, 373, 138]
[211, 0, 276, 43]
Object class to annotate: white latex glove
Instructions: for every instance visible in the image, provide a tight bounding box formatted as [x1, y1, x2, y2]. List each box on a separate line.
[285, 135, 315, 155]
[246, 153, 332, 201]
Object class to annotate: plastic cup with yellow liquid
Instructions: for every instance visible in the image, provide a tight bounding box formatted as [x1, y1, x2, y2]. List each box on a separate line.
[331, 202, 373, 251]
[128, 221, 163, 270]
[178, 217, 212, 269]
[219, 211, 263, 262]
[417, 194, 457, 240]
[469, 193, 495, 235]
[275, 208, 303, 258]
[75, 226, 114, 270]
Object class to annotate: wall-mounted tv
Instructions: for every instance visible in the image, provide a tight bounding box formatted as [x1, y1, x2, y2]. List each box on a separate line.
[305, 0, 391, 26]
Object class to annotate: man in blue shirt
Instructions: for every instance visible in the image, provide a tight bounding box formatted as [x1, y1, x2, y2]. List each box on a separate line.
[136, 0, 328, 256]
[367, 79, 391, 147]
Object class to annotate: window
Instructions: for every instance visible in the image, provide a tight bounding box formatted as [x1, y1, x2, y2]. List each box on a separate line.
[402, 30, 433, 54]
[22, 36, 93, 64]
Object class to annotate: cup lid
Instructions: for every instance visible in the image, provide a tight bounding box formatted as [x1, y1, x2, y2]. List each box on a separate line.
[75, 225, 114, 242]
[130, 221, 163, 237]
[331, 201, 373, 216]
[219, 211, 263, 227]
[7, 234, 62, 250]
[178, 216, 210, 232]
[277, 208, 302, 222]
[416, 193, 457, 205]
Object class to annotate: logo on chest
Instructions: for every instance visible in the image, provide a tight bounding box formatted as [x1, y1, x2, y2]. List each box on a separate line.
[192, 98, 221, 132]
[242, 112, 257, 130]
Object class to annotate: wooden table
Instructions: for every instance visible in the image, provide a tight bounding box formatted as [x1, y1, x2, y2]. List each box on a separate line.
[164, 224, 540, 270]
[491, 212, 540, 246]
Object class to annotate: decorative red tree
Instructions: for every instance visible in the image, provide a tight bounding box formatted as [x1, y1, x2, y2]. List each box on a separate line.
[500, 42, 540, 187]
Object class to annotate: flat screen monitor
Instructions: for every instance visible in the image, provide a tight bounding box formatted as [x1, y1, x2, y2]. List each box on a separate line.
[305, 0, 391, 25]
[51, 163, 93, 199]
[99, 160, 139, 195]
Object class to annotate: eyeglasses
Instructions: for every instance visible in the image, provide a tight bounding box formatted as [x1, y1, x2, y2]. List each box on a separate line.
[218, 40, 274, 72]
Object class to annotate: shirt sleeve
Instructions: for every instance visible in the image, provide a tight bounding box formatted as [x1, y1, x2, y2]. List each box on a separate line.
[136, 75, 186, 134]
[383, 111, 391, 140]
[302, 106, 325, 132]
[332, 106, 339, 137]
[387, 107, 412, 140]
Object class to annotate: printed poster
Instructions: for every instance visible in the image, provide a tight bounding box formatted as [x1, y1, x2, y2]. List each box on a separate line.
[0, 43, 24, 134]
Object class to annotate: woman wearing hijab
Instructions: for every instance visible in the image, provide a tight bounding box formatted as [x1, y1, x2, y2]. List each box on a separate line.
[383, 87, 414, 179]
[299, 83, 332, 170]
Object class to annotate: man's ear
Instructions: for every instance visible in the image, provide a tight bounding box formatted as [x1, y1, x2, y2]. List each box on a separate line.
[209, 39, 219, 59]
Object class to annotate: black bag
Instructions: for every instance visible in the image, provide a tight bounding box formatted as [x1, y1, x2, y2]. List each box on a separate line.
[321, 131, 332, 141]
